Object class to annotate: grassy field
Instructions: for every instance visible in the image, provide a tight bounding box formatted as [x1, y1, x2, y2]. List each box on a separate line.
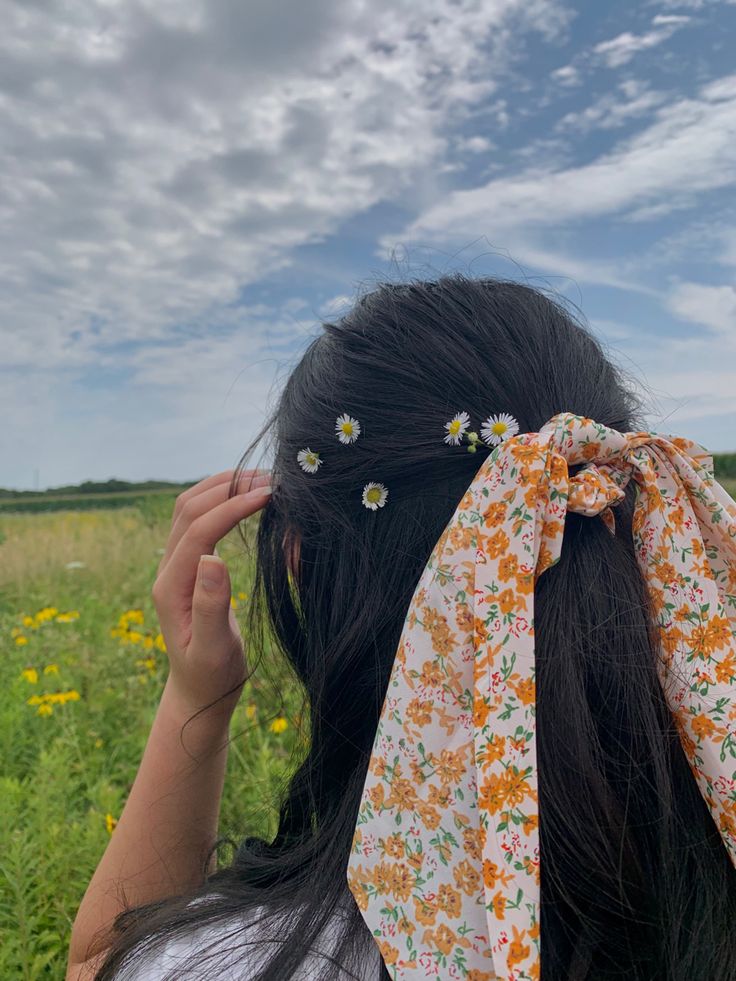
[2, 480, 735, 980]
[0, 501, 306, 980]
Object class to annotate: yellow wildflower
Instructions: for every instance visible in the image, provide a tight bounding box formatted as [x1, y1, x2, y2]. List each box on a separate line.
[135, 657, 156, 673]
[56, 611, 79, 623]
[269, 717, 289, 734]
[15, 636, 28, 646]
[125, 609, 145, 625]
[35, 607, 59, 623]
[230, 596, 237, 609]
[245, 704, 257, 720]
[27, 695, 43, 706]
[22, 615, 34, 628]
[43, 664, 59, 675]
[105, 813, 118, 834]
[11, 627, 22, 638]
[94, 738, 104, 749]
[237, 592, 248, 601]
[154, 633, 167, 653]
[37, 703, 53, 717]
[44, 690, 81, 705]
[21, 668, 38, 684]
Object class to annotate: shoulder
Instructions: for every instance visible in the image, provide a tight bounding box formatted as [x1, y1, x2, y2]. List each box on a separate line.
[113, 901, 382, 981]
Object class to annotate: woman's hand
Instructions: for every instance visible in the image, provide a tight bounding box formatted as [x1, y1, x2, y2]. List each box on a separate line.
[151, 468, 272, 721]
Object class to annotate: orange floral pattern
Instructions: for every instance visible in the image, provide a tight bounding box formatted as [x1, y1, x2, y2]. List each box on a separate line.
[347, 412, 736, 981]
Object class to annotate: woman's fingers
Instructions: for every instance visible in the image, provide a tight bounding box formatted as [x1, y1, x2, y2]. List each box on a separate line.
[152, 485, 272, 637]
[159, 470, 271, 574]
[171, 468, 269, 525]
[172, 470, 238, 523]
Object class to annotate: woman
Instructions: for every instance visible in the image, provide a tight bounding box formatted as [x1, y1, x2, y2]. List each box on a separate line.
[67, 275, 736, 980]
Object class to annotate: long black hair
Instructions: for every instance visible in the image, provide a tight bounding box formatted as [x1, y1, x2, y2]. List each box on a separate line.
[94, 274, 736, 980]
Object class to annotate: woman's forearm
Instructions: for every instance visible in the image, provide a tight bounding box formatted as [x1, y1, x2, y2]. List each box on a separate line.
[67, 679, 232, 968]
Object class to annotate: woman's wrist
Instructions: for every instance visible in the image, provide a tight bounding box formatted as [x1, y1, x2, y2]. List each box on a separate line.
[159, 676, 236, 749]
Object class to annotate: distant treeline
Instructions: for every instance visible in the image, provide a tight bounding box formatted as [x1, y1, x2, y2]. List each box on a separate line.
[717, 453, 736, 477]
[0, 478, 200, 500]
[0, 478, 201, 514]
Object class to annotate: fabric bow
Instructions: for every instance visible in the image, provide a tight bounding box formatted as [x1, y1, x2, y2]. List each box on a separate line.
[347, 412, 736, 981]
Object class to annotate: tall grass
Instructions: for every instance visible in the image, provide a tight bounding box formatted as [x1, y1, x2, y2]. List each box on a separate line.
[0, 502, 306, 980]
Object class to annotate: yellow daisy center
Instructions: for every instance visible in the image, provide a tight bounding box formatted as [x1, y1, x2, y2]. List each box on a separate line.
[366, 487, 382, 504]
[449, 420, 461, 435]
[306, 452, 318, 464]
[341, 422, 354, 435]
[491, 421, 508, 436]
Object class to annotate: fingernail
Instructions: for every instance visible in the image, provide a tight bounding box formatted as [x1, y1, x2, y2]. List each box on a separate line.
[199, 555, 225, 590]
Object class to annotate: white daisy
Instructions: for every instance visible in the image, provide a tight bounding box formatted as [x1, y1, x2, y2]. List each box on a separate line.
[443, 410, 471, 446]
[362, 481, 388, 510]
[335, 413, 361, 444]
[297, 448, 323, 473]
[480, 412, 520, 446]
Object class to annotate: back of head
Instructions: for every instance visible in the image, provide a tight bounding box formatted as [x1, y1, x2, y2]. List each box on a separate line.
[98, 274, 736, 981]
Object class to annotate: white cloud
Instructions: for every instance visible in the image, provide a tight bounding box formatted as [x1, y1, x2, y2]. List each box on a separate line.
[483, 240, 662, 297]
[609, 280, 736, 446]
[550, 64, 581, 86]
[318, 294, 354, 317]
[0, 0, 572, 366]
[454, 135, 495, 154]
[1, 0, 582, 488]
[651, 13, 694, 23]
[382, 73, 736, 250]
[666, 282, 736, 333]
[649, 0, 735, 8]
[590, 311, 736, 450]
[555, 79, 668, 132]
[3, 301, 313, 489]
[630, 354, 736, 435]
[592, 15, 690, 68]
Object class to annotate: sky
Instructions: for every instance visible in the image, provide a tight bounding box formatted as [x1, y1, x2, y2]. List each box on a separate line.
[3, 0, 736, 491]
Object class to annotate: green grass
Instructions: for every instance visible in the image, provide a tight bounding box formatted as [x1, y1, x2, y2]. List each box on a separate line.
[2, 479, 735, 979]
[0, 502, 306, 980]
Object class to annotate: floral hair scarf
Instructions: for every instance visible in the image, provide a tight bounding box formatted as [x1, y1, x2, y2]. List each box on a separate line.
[347, 412, 736, 981]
